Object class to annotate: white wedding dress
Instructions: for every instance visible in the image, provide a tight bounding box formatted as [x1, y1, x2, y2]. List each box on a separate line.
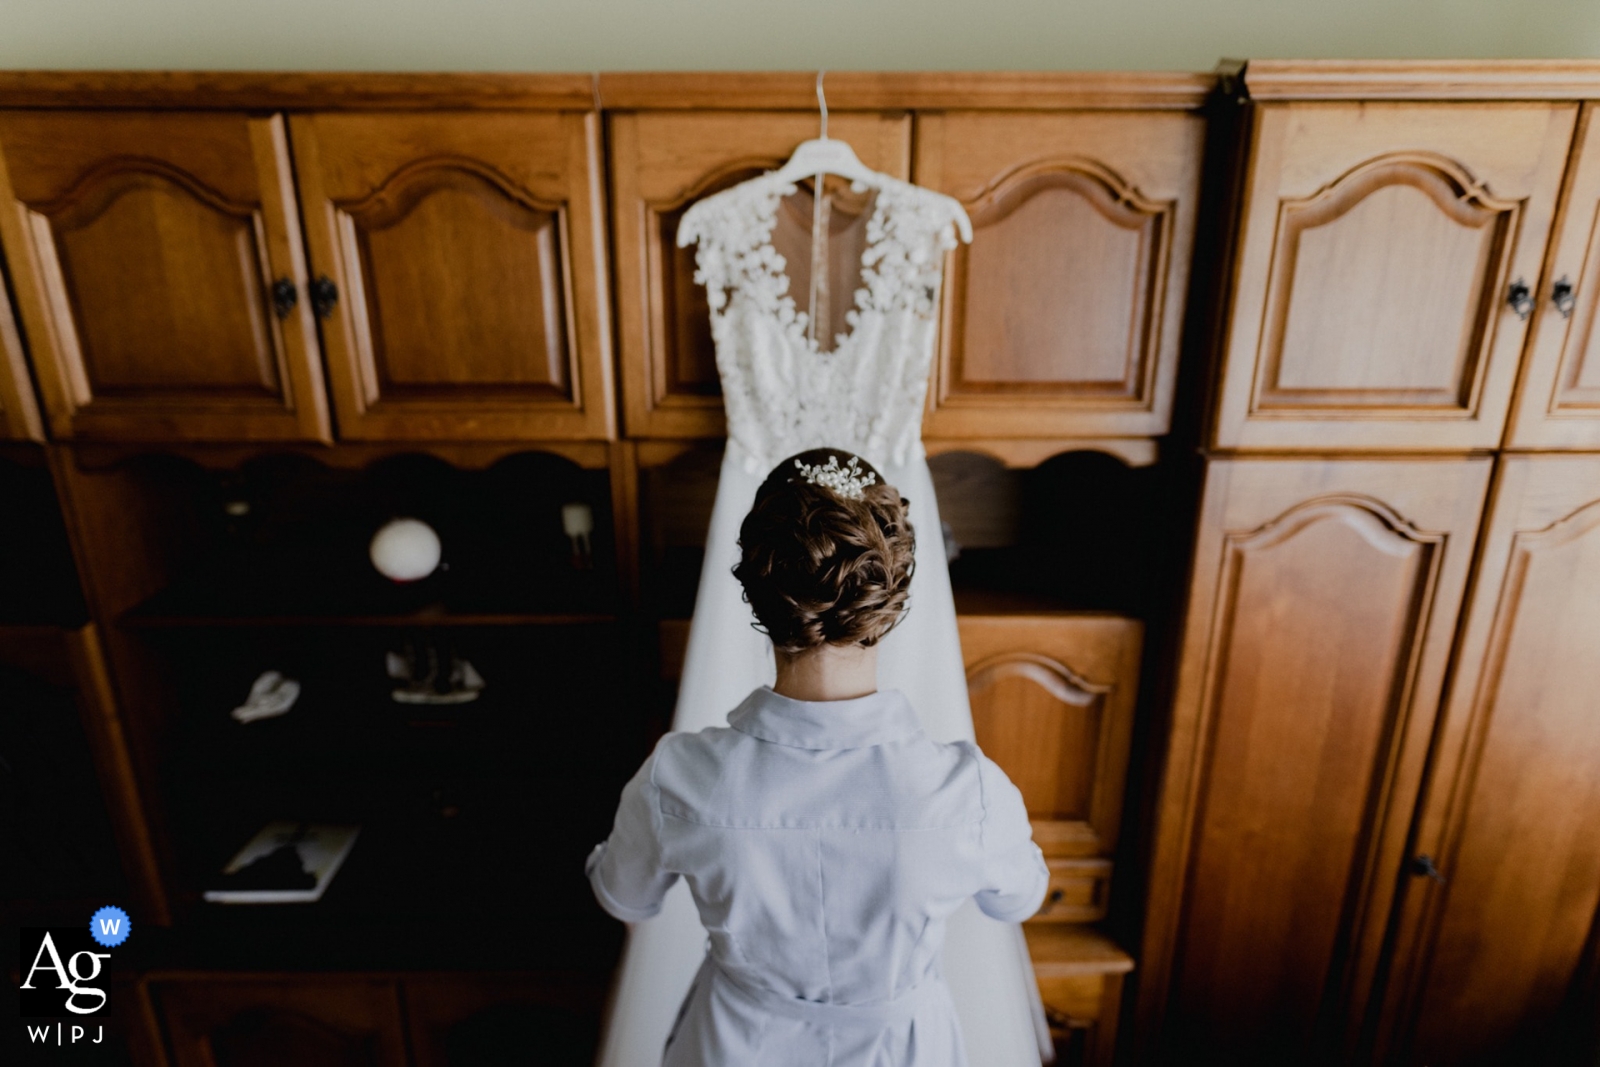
[594, 168, 1049, 1066]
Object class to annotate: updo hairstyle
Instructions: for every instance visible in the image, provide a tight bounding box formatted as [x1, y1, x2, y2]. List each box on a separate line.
[733, 448, 916, 655]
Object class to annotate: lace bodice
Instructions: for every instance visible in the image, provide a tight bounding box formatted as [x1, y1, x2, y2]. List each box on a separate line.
[678, 170, 969, 473]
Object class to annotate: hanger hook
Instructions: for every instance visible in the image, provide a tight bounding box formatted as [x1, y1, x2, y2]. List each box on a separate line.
[816, 70, 828, 141]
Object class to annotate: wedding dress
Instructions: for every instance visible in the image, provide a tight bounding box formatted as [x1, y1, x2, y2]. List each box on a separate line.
[594, 167, 1049, 1066]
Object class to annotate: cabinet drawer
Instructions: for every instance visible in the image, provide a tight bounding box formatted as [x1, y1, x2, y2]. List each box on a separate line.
[1031, 857, 1113, 924]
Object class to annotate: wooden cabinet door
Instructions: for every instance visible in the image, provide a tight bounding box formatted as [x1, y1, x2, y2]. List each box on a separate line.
[1138, 458, 1491, 1062]
[916, 111, 1204, 440]
[1214, 103, 1575, 451]
[0, 112, 329, 442]
[155, 976, 407, 1067]
[609, 110, 911, 438]
[960, 614, 1142, 859]
[291, 111, 613, 441]
[1374, 455, 1600, 1066]
[1507, 105, 1600, 449]
[0, 272, 42, 439]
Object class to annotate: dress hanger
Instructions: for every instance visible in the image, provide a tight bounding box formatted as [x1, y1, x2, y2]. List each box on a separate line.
[771, 71, 884, 189]
[771, 72, 973, 243]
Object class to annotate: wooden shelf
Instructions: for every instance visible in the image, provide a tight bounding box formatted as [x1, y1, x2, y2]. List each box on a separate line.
[1025, 925, 1136, 977]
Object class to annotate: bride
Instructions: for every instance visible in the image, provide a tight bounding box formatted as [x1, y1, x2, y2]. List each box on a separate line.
[592, 144, 1049, 1066]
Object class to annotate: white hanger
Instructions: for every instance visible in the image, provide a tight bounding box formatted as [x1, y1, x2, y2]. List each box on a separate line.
[770, 72, 974, 243]
[772, 71, 885, 189]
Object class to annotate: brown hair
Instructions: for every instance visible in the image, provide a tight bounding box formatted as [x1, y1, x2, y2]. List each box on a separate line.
[733, 449, 916, 654]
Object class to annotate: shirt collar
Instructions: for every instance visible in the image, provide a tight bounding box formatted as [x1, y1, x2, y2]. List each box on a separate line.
[727, 686, 924, 750]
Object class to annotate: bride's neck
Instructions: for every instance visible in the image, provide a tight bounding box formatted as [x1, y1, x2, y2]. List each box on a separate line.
[773, 643, 878, 702]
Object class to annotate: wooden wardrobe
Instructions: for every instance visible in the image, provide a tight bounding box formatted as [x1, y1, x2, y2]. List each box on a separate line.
[1138, 61, 1600, 1067]
[0, 62, 1597, 1067]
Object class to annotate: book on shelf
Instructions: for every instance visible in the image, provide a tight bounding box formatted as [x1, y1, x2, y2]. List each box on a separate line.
[203, 822, 360, 904]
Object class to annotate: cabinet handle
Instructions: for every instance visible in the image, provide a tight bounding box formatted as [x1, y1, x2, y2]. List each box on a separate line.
[1552, 276, 1577, 319]
[310, 275, 340, 319]
[270, 278, 298, 319]
[1409, 854, 1447, 884]
[1507, 278, 1535, 321]
[1035, 888, 1065, 916]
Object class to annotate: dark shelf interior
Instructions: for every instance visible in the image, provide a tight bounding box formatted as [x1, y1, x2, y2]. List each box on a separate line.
[937, 449, 1181, 618]
[0, 454, 87, 626]
[117, 450, 620, 627]
[0, 631, 126, 911]
[148, 624, 651, 937]
[641, 446, 1183, 620]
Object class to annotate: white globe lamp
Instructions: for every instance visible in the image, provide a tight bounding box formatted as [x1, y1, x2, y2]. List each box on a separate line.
[369, 518, 442, 583]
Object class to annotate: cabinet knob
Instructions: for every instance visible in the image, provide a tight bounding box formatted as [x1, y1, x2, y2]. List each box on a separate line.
[1036, 888, 1065, 916]
[1552, 276, 1577, 320]
[1409, 854, 1447, 884]
[1507, 278, 1535, 321]
[310, 275, 340, 319]
[270, 278, 298, 319]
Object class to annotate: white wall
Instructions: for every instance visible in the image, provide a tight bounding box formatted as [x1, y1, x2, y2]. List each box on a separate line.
[3, 0, 1600, 72]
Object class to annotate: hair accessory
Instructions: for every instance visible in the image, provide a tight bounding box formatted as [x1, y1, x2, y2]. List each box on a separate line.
[793, 454, 876, 500]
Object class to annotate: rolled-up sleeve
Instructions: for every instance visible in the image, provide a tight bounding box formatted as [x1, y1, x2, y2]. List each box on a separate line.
[973, 751, 1049, 922]
[586, 740, 678, 922]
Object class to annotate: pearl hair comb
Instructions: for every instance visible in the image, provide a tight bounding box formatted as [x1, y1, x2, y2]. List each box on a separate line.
[793, 454, 877, 500]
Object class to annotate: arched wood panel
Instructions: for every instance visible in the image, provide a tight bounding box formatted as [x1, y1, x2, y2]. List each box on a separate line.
[917, 111, 1203, 439]
[1173, 496, 1440, 1052]
[1259, 157, 1515, 411]
[607, 110, 911, 438]
[959, 615, 1141, 863]
[0, 111, 329, 441]
[1214, 102, 1576, 451]
[50, 165, 281, 395]
[291, 111, 613, 441]
[1139, 458, 1491, 1062]
[341, 163, 571, 397]
[1377, 456, 1600, 1065]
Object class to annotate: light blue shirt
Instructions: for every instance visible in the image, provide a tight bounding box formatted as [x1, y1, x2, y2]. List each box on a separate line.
[587, 686, 1049, 1066]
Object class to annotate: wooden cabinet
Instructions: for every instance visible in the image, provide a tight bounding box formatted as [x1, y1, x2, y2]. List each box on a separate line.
[959, 614, 1141, 1065]
[1139, 458, 1492, 1061]
[1373, 455, 1600, 1065]
[608, 110, 911, 438]
[0, 112, 330, 442]
[291, 111, 615, 441]
[1507, 104, 1600, 450]
[0, 274, 42, 439]
[1213, 101, 1575, 451]
[916, 110, 1204, 440]
[154, 976, 408, 1067]
[1026, 925, 1134, 1067]
[959, 615, 1141, 876]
